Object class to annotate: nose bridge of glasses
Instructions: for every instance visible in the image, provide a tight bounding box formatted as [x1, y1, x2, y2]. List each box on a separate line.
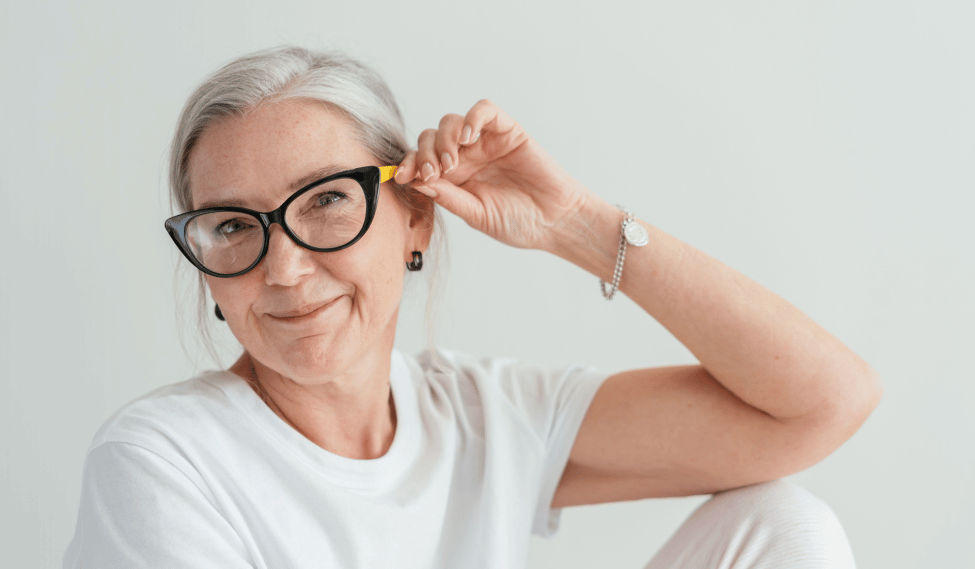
[262, 206, 287, 228]
[262, 206, 313, 252]
[261, 218, 313, 277]
[263, 213, 297, 248]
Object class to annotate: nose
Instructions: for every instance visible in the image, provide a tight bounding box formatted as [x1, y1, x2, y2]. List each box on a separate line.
[262, 224, 316, 286]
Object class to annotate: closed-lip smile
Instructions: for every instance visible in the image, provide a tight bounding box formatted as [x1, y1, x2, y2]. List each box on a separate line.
[266, 298, 340, 320]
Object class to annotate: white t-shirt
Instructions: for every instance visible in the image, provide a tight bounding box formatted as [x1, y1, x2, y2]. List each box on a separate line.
[63, 349, 609, 568]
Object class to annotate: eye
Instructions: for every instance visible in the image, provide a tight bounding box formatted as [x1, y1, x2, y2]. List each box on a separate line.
[216, 217, 256, 236]
[315, 191, 347, 207]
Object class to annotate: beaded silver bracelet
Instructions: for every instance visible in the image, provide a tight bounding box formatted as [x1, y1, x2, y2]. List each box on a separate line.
[600, 207, 648, 300]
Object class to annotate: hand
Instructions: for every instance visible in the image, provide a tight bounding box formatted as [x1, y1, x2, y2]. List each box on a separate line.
[394, 100, 593, 252]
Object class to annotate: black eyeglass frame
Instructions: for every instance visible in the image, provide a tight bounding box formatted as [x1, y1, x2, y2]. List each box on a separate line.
[164, 165, 384, 278]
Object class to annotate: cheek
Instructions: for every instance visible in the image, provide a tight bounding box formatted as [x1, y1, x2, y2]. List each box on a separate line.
[360, 202, 410, 281]
[349, 230, 410, 316]
[205, 276, 259, 326]
[352, 238, 406, 308]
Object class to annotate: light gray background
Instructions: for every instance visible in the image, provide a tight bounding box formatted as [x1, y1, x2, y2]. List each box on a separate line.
[1, 1, 972, 567]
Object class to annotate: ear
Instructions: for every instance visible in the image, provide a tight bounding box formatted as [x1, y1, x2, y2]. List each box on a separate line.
[404, 198, 435, 259]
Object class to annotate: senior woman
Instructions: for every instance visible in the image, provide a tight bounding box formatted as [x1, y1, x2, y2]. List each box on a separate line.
[64, 46, 881, 568]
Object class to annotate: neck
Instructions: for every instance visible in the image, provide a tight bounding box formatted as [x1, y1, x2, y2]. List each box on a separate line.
[230, 350, 397, 460]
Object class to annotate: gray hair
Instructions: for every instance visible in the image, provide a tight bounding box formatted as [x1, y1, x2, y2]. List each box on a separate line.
[169, 46, 444, 365]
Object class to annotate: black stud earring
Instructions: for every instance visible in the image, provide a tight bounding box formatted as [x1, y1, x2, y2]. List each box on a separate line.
[215, 304, 225, 321]
[406, 251, 423, 271]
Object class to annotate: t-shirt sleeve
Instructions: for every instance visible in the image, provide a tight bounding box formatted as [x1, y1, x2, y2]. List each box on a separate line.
[522, 363, 609, 538]
[463, 354, 610, 538]
[63, 442, 254, 569]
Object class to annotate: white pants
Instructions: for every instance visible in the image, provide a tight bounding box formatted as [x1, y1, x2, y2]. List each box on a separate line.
[644, 480, 856, 569]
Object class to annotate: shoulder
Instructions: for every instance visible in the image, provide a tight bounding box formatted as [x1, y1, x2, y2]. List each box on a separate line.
[411, 347, 519, 379]
[400, 348, 610, 423]
[408, 347, 582, 385]
[404, 347, 542, 401]
[87, 371, 243, 454]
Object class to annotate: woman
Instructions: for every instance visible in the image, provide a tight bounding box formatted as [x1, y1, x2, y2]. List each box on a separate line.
[64, 46, 881, 568]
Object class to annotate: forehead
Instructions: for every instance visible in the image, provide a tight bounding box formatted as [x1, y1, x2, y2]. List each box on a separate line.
[187, 100, 374, 209]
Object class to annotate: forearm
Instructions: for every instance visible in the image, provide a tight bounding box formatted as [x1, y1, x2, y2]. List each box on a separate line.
[549, 194, 881, 424]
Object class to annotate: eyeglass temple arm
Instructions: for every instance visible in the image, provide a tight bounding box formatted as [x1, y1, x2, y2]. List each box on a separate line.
[379, 165, 398, 183]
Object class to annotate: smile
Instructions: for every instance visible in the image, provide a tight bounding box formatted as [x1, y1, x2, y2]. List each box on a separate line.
[266, 297, 343, 323]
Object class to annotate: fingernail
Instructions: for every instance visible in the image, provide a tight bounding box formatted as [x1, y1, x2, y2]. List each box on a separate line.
[421, 162, 435, 181]
[414, 185, 438, 198]
[470, 130, 480, 144]
[460, 125, 472, 144]
[394, 168, 406, 183]
[441, 153, 454, 173]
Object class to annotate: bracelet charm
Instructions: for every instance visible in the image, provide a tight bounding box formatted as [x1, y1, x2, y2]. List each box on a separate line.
[600, 207, 647, 300]
[623, 218, 649, 247]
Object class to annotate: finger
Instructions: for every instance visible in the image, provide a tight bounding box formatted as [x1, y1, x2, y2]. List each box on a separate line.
[415, 128, 441, 183]
[460, 99, 519, 145]
[435, 113, 465, 174]
[395, 151, 418, 184]
[399, 151, 437, 199]
[420, 177, 483, 227]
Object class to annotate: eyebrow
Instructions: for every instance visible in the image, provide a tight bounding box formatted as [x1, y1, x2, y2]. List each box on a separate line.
[195, 165, 350, 210]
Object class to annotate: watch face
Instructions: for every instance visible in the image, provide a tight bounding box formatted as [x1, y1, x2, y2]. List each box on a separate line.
[623, 221, 649, 247]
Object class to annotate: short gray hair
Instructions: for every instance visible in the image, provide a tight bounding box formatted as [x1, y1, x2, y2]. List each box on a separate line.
[169, 46, 442, 365]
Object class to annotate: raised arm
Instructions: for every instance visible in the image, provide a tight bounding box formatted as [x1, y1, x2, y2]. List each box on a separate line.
[395, 100, 882, 506]
[549, 201, 882, 504]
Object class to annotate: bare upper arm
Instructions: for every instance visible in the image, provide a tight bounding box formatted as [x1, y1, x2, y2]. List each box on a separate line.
[552, 365, 845, 508]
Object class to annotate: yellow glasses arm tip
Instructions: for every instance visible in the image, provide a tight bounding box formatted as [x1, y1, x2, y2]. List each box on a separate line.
[379, 165, 398, 183]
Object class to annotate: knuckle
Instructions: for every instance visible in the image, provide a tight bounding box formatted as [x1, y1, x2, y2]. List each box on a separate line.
[438, 113, 462, 128]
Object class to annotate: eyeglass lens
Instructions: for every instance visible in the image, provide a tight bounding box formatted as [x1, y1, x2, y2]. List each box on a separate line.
[185, 176, 368, 275]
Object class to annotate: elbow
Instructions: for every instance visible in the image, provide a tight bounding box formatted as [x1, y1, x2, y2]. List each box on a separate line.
[782, 364, 883, 475]
[853, 362, 883, 424]
[793, 360, 883, 429]
[819, 362, 883, 446]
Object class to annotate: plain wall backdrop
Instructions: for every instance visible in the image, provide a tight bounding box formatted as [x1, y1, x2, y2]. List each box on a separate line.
[2, 1, 973, 567]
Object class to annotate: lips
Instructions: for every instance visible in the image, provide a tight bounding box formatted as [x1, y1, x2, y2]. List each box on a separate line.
[266, 297, 340, 320]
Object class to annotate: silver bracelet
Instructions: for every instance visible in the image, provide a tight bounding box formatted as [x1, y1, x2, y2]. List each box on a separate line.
[600, 207, 649, 300]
